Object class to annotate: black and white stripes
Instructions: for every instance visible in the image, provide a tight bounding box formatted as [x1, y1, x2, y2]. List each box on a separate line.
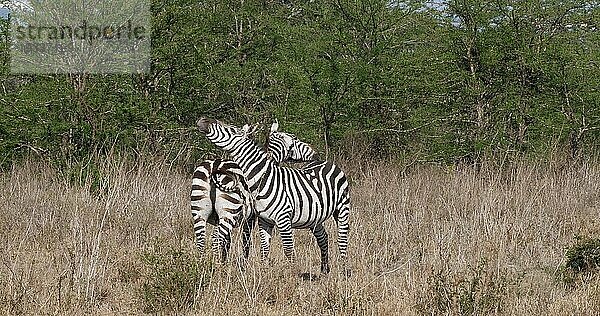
[197, 118, 350, 273]
[190, 159, 252, 262]
[266, 122, 319, 163]
[191, 124, 318, 262]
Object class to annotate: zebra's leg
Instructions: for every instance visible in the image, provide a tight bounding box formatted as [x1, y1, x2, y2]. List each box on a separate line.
[211, 219, 234, 263]
[334, 197, 351, 275]
[258, 218, 274, 261]
[191, 208, 209, 255]
[219, 223, 232, 262]
[334, 200, 350, 259]
[210, 221, 222, 261]
[312, 224, 330, 274]
[242, 212, 257, 259]
[276, 215, 296, 262]
[193, 216, 207, 254]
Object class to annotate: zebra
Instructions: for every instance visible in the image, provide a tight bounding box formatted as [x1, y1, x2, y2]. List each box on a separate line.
[197, 117, 350, 274]
[190, 158, 253, 262]
[191, 124, 318, 262]
[265, 121, 320, 164]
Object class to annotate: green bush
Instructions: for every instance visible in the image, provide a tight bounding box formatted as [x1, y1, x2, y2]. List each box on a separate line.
[139, 247, 213, 313]
[563, 236, 600, 283]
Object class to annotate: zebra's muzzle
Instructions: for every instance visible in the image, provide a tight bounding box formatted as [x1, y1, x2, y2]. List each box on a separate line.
[197, 117, 216, 133]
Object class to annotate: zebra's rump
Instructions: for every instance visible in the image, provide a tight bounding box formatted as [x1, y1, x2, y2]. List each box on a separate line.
[191, 159, 252, 227]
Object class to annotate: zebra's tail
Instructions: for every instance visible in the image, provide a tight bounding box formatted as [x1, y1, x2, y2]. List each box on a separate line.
[211, 169, 255, 223]
[210, 170, 238, 192]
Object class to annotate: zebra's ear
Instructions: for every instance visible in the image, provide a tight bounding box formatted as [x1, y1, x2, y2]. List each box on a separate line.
[270, 121, 279, 134]
[242, 124, 251, 136]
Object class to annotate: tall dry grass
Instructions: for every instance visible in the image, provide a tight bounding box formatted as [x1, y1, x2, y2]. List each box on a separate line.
[0, 158, 599, 315]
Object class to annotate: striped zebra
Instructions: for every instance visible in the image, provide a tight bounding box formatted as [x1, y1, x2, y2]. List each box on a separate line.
[197, 118, 350, 274]
[266, 121, 320, 163]
[191, 124, 318, 262]
[191, 158, 253, 262]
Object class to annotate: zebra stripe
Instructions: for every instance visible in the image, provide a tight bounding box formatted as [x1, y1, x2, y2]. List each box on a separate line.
[197, 118, 350, 274]
[191, 125, 318, 262]
[191, 159, 253, 262]
[266, 121, 319, 163]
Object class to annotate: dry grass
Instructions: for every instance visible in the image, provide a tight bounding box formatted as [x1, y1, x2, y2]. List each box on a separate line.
[1, 158, 600, 315]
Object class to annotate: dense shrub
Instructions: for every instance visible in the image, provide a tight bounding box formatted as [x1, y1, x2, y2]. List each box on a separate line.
[563, 236, 600, 283]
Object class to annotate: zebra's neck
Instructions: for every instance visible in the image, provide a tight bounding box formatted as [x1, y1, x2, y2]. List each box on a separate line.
[228, 138, 274, 191]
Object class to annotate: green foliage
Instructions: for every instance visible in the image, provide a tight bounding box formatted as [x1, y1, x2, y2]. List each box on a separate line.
[63, 159, 104, 194]
[1, 0, 599, 165]
[563, 236, 600, 283]
[139, 246, 212, 313]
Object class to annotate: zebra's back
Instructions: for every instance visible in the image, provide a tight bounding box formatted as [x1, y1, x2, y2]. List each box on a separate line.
[255, 160, 349, 229]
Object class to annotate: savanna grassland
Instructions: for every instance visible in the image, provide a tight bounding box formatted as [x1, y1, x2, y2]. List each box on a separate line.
[1, 158, 599, 315]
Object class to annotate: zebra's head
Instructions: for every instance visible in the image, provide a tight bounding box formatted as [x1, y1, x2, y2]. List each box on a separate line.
[197, 117, 259, 151]
[267, 121, 319, 163]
